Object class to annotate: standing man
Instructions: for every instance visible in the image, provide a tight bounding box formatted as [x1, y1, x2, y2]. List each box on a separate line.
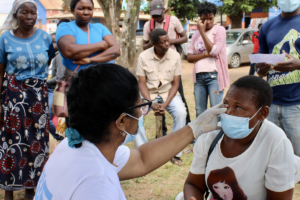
[137, 28, 187, 165]
[256, 0, 300, 156]
[143, 0, 190, 137]
[249, 23, 262, 75]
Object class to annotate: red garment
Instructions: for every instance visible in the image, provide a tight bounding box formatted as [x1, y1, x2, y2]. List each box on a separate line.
[252, 31, 260, 53]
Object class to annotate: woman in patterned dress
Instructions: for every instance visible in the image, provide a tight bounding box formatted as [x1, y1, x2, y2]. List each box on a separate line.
[0, 0, 55, 199]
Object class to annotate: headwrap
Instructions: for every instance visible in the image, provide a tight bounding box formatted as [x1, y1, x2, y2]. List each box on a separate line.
[0, 0, 37, 34]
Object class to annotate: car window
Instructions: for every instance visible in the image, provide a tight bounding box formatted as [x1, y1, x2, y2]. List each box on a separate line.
[226, 32, 241, 44]
[136, 29, 143, 36]
[241, 32, 253, 45]
[189, 32, 194, 39]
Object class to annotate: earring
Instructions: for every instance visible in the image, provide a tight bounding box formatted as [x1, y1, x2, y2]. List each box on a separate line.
[120, 131, 126, 137]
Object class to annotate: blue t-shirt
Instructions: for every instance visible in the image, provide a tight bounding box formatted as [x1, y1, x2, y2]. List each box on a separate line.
[56, 21, 112, 71]
[259, 14, 300, 105]
[0, 29, 55, 81]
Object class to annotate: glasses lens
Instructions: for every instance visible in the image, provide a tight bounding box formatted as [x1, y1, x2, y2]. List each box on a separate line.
[141, 99, 150, 115]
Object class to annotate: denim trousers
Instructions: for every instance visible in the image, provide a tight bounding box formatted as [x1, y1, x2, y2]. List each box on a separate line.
[194, 72, 224, 117]
[48, 88, 64, 141]
[134, 95, 187, 157]
[268, 104, 300, 156]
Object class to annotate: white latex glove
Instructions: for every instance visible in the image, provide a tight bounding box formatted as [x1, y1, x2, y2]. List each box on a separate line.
[188, 103, 227, 138]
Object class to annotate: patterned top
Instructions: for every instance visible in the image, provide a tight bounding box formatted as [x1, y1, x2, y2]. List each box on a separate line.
[143, 15, 184, 50]
[0, 29, 55, 81]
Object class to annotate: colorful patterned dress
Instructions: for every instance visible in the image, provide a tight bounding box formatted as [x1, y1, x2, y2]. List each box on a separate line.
[0, 29, 55, 190]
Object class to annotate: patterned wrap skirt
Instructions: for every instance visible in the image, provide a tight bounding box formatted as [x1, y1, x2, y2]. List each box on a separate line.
[0, 75, 49, 191]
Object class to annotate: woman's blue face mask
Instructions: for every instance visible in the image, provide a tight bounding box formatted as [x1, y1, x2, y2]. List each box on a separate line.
[220, 107, 261, 139]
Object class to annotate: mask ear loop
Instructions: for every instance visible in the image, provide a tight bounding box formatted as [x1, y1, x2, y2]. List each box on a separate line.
[250, 107, 262, 120]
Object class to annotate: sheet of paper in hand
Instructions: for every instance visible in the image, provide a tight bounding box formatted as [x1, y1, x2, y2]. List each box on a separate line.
[249, 54, 285, 64]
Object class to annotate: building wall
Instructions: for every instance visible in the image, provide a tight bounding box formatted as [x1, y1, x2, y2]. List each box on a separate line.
[35, 0, 47, 27]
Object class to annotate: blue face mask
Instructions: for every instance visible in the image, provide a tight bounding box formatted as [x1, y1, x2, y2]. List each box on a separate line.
[278, 0, 300, 13]
[220, 108, 261, 139]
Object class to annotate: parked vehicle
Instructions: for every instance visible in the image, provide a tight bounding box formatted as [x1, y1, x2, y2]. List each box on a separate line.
[182, 29, 257, 68]
[226, 29, 257, 68]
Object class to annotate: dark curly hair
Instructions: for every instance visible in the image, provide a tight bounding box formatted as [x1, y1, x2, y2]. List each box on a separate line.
[150, 28, 167, 43]
[70, 0, 94, 12]
[67, 64, 140, 144]
[197, 1, 218, 16]
[232, 75, 273, 108]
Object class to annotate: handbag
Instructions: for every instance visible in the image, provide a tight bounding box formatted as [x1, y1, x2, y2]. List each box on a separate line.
[52, 25, 90, 117]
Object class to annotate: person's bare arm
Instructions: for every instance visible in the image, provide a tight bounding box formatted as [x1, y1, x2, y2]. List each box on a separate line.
[143, 40, 154, 50]
[184, 173, 207, 200]
[138, 76, 151, 100]
[73, 35, 120, 64]
[161, 75, 180, 110]
[198, 20, 214, 53]
[187, 52, 212, 63]
[169, 31, 188, 45]
[57, 35, 108, 60]
[267, 189, 294, 200]
[119, 125, 194, 180]
[0, 63, 5, 126]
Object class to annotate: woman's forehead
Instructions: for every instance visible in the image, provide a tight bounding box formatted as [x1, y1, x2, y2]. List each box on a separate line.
[18, 2, 37, 11]
[225, 86, 255, 103]
[76, 0, 94, 7]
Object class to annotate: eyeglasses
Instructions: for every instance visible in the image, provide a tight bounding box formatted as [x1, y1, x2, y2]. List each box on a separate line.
[127, 98, 152, 116]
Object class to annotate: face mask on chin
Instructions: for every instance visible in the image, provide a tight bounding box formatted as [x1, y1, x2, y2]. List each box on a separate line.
[278, 0, 300, 13]
[220, 108, 262, 139]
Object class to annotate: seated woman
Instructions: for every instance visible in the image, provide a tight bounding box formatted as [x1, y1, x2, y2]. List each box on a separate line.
[34, 63, 227, 199]
[184, 76, 298, 200]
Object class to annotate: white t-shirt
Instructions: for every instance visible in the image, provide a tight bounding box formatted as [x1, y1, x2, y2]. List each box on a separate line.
[191, 119, 297, 200]
[34, 139, 130, 200]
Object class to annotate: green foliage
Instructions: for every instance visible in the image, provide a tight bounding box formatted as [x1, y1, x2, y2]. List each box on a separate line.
[142, 0, 200, 20]
[219, 0, 277, 17]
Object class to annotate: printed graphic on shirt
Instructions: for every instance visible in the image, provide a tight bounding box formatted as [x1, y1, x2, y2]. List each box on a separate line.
[207, 167, 247, 200]
[268, 29, 300, 87]
[34, 172, 53, 200]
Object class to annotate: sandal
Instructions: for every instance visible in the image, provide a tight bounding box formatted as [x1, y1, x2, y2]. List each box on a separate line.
[171, 157, 183, 166]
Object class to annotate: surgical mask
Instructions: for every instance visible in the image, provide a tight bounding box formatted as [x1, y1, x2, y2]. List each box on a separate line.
[118, 113, 140, 145]
[278, 0, 300, 13]
[220, 108, 261, 139]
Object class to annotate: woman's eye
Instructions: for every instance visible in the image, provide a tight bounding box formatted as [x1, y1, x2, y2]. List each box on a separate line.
[237, 106, 243, 110]
[224, 186, 229, 189]
[213, 186, 218, 189]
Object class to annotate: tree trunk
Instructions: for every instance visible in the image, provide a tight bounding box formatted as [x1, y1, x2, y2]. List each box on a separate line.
[229, 13, 243, 29]
[116, 0, 141, 72]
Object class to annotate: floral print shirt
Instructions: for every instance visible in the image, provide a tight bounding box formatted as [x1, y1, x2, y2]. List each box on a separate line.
[0, 29, 55, 81]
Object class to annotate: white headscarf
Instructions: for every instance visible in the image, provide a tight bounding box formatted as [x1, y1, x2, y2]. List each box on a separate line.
[0, 0, 37, 34]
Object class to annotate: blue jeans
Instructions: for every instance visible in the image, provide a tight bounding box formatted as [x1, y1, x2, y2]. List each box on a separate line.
[134, 96, 187, 157]
[268, 104, 300, 156]
[48, 88, 64, 141]
[194, 72, 224, 117]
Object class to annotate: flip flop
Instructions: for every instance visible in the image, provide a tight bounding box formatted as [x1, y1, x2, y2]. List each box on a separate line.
[24, 194, 35, 199]
[171, 157, 183, 166]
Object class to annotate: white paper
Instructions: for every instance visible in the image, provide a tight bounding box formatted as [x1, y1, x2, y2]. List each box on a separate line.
[249, 53, 285, 64]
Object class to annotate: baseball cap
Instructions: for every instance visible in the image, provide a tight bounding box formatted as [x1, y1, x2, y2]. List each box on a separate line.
[150, 0, 164, 16]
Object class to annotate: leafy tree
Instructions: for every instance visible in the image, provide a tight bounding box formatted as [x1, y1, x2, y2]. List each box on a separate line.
[143, 0, 200, 21]
[218, 0, 277, 28]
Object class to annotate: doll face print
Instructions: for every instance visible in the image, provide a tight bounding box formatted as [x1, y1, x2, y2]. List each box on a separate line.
[212, 181, 233, 200]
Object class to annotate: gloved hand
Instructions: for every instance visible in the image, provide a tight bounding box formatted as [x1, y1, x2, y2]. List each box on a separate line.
[188, 103, 227, 138]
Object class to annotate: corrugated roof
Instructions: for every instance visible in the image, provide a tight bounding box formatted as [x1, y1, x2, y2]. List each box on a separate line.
[39, 0, 101, 10]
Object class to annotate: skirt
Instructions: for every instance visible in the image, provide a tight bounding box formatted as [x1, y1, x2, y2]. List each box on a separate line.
[0, 75, 49, 191]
